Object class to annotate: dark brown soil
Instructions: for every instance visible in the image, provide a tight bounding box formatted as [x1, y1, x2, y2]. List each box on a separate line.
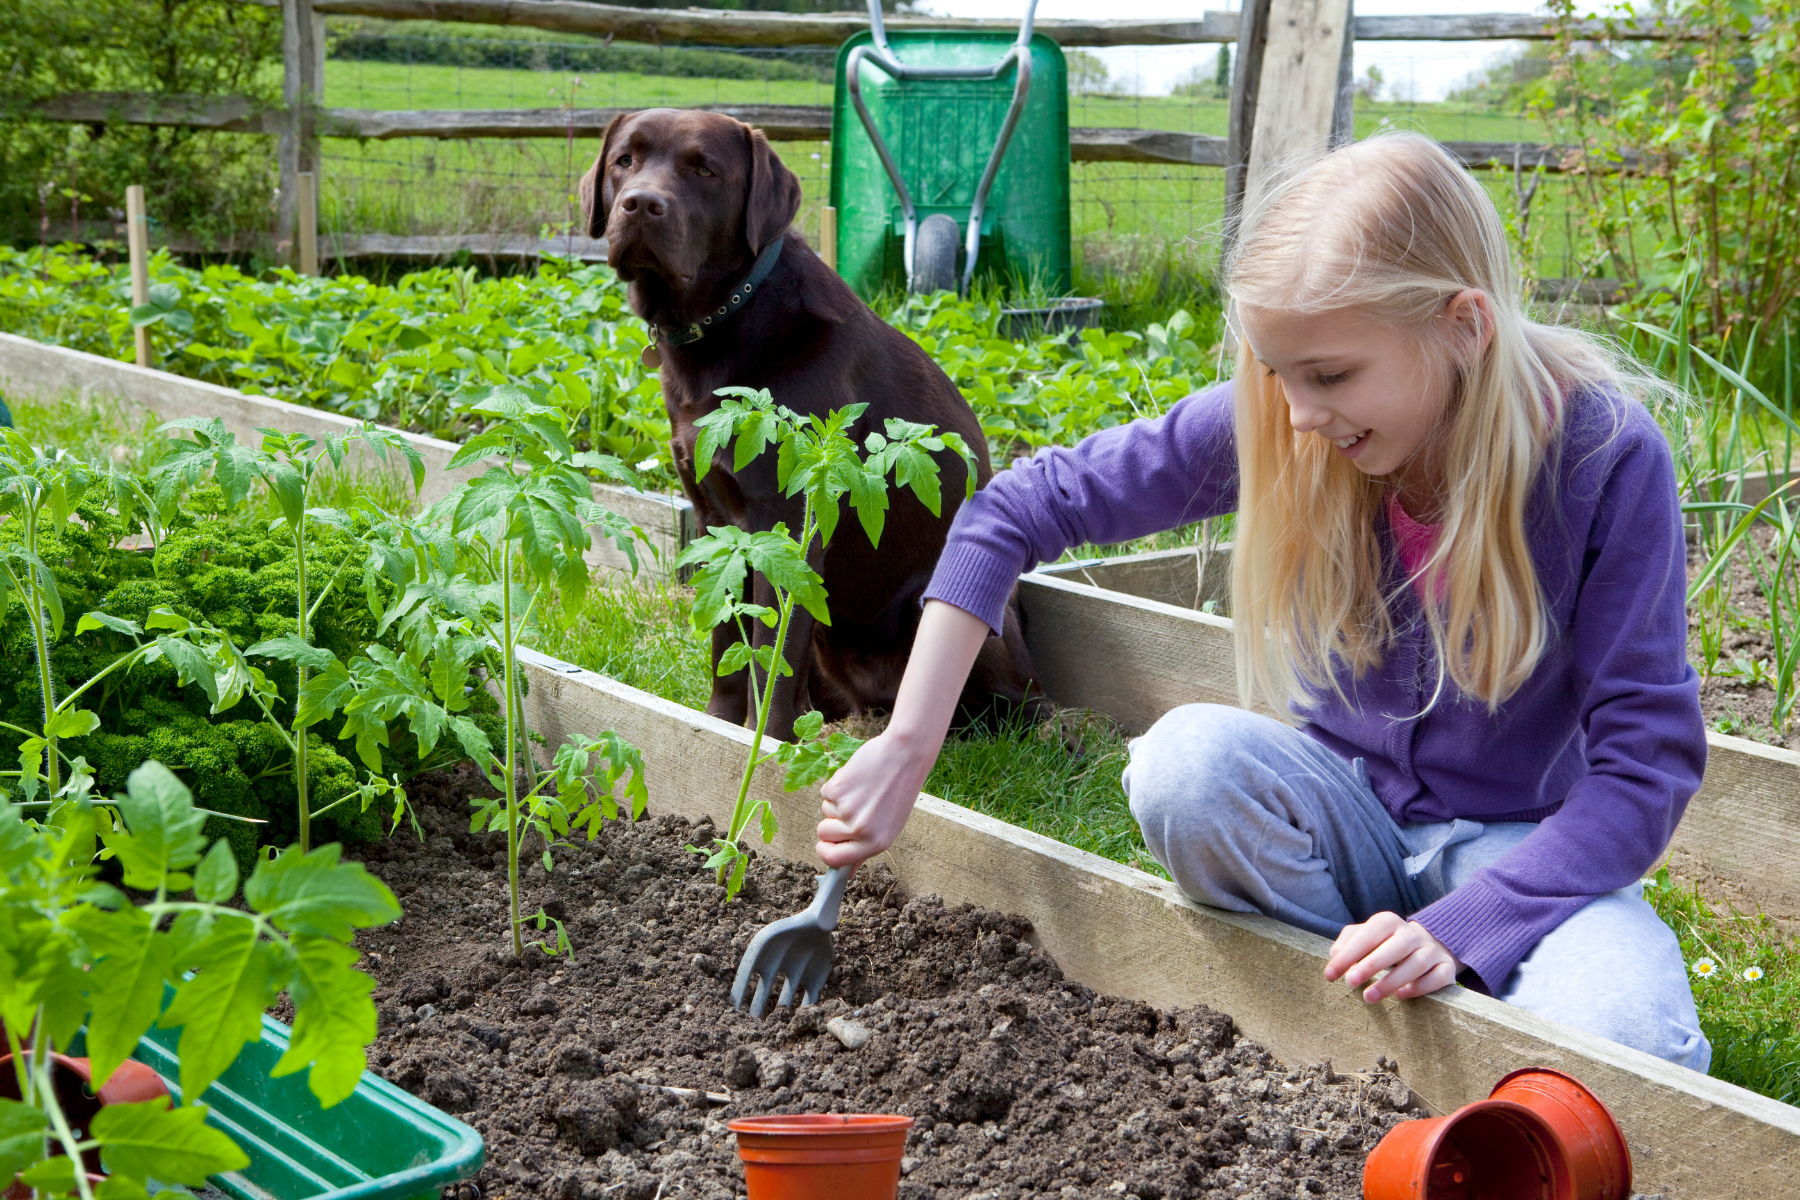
[1688, 526, 1798, 748]
[344, 765, 1432, 1200]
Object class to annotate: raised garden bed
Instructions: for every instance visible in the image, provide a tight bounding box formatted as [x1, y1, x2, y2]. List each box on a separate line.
[513, 648, 1800, 1198]
[6, 332, 1800, 1195]
[349, 763, 1423, 1200]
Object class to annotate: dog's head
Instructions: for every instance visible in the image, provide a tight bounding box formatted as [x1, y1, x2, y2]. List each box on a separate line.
[579, 109, 803, 297]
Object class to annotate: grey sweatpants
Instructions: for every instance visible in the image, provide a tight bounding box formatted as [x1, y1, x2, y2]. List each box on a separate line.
[1122, 703, 1710, 1072]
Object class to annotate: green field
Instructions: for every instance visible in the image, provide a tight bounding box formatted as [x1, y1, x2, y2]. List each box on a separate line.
[319, 58, 1580, 279]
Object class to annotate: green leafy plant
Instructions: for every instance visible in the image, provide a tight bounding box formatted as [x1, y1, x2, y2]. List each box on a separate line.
[676, 387, 976, 896]
[0, 759, 399, 1200]
[1542, 0, 1800, 365]
[152, 418, 425, 852]
[344, 384, 650, 958]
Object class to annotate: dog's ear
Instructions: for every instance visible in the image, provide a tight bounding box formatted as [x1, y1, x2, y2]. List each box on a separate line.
[582, 113, 630, 239]
[742, 123, 802, 255]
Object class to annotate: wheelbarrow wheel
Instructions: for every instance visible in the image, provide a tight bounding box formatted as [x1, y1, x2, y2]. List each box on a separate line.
[912, 214, 961, 294]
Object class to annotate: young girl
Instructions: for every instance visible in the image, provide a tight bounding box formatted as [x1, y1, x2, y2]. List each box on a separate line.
[815, 131, 1711, 1070]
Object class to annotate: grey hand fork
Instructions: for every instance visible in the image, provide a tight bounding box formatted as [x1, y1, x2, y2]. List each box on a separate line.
[731, 865, 850, 1017]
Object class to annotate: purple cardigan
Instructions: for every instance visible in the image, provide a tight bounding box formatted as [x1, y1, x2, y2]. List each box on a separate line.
[925, 381, 1706, 991]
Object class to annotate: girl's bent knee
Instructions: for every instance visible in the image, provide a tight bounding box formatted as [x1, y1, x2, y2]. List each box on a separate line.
[1132, 704, 1276, 778]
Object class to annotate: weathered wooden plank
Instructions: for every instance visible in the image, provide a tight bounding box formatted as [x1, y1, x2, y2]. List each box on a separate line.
[302, 0, 1241, 46]
[274, 0, 1755, 45]
[1037, 544, 1231, 610]
[0, 332, 690, 578]
[320, 103, 833, 141]
[1018, 571, 1244, 731]
[321, 231, 612, 262]
[1350, 12, 1770, 40]
[1070, 126, 1229, 167]
[1244, 0, 1353, 212]
[19, 92, 1629, 176]
[20, 92, 283, 134]
[513, 647, 1800, 1199]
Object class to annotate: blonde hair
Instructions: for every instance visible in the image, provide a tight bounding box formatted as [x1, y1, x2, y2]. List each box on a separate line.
[1225, 132, 1652, 716]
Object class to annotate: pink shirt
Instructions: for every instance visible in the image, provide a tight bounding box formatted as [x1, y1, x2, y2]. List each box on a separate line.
[1386, 492, 1441, 598]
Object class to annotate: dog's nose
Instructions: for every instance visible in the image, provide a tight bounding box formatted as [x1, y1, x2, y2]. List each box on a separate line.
[617, 188, 668, 219]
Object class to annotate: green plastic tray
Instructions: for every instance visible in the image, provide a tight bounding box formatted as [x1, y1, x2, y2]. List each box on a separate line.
[830, 30, 1071, 296]
[71, 1015, 484, 1200]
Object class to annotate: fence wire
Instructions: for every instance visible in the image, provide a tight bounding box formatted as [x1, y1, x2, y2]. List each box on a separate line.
[319, 31, 1579, 282]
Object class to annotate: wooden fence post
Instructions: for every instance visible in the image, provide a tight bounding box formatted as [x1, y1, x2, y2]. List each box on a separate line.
[1223, 0, 1274, 247]
[1241, 0, 1356, 217]
[125, 185, 151, 368]
[1331, 1, 1357, 149]
[297, 172, 319, 275]
[278, 0, 324, 267]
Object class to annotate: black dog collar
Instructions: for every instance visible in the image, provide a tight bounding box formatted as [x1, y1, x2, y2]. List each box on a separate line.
[656, 236, 786, 348]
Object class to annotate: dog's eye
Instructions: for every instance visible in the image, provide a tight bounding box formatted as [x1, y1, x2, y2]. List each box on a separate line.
[696, 166, 714, 177]
[615, 154, 632, 168]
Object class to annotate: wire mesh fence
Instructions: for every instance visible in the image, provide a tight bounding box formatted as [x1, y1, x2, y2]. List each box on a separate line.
[316, 27, 1580, 283]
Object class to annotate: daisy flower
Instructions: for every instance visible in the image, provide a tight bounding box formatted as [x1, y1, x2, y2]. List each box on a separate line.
[1743, 966, 1764, 982]
[1691, 957, 1717, 978]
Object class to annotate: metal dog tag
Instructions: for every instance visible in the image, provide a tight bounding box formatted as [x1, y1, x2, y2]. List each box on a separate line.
[640, 343, 662, 370]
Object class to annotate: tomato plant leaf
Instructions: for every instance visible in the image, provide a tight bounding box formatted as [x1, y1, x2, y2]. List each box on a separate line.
[273, 936, 377, 1107]
[92, 1097, 251, 1184]
[193, 837, 240, 904]
[243, 843, 401, 940]
[159, 914, 289, 1103]
[107, 762, 209, 891]
[0, 1099, 47, 1187]
[246, 634, 339, 671]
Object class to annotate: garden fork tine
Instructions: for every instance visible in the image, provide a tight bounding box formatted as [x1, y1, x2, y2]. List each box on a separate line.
[732, 865, 851, 1018]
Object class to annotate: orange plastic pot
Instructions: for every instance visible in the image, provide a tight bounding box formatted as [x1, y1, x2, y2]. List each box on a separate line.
[1363, 1098, 1573, 1200]
[0, 1052, 170, 1183]
[729, 1113, 914, 1200]
[1489, 1069, 1630, 1200]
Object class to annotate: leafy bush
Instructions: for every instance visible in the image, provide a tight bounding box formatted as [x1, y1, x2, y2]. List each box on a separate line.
[0, 0, 282, 245]
[327, 19, 824, 82]
[0, 447, 499, 869]
[1541, 0, 1800, 366]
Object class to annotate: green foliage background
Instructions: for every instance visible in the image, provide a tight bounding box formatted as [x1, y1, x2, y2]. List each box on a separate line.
[0, 0, 282, 245]
[0, 452, 500, 870]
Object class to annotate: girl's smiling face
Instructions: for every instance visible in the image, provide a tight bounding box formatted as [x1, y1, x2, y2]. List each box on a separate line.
[1239, 292, 1492, 495]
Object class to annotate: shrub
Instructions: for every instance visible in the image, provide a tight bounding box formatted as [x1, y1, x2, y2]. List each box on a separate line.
[0, 0, 282, 246]
[1541, 0, 1800, 370]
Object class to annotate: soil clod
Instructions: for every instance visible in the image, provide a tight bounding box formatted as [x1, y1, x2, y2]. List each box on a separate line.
[343, 764, 1428, 1199]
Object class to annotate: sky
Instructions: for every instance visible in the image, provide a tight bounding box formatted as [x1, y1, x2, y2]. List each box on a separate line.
[910, 0, 1555, 100]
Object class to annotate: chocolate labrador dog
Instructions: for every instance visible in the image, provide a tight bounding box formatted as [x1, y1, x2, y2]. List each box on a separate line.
[579, 108, 1039, 741]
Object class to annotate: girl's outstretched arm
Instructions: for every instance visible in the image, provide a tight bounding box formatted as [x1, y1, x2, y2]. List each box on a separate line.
[815, 600, 989, 867]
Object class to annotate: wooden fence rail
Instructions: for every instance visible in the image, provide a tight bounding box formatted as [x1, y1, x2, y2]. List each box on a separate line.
[21, 92, 1638, 175]
[249, 0, 1768, 48]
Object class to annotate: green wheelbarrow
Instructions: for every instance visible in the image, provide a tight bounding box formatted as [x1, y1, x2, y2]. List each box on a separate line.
[831, 0, 1071, 296]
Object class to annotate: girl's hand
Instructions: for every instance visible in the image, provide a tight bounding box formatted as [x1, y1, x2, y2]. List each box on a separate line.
[816, 729, 936, 867]
[1325, 912, 1462, 1002]
[814, 600, 991, 869]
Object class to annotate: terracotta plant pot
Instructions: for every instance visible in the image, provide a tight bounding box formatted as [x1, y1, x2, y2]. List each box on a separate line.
[1489, 1069, 1631, 1200]
[729, 1113, 914, 1200]
[0, 1052, 170, 1183]
[1362, 1098, 1573, 1200]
